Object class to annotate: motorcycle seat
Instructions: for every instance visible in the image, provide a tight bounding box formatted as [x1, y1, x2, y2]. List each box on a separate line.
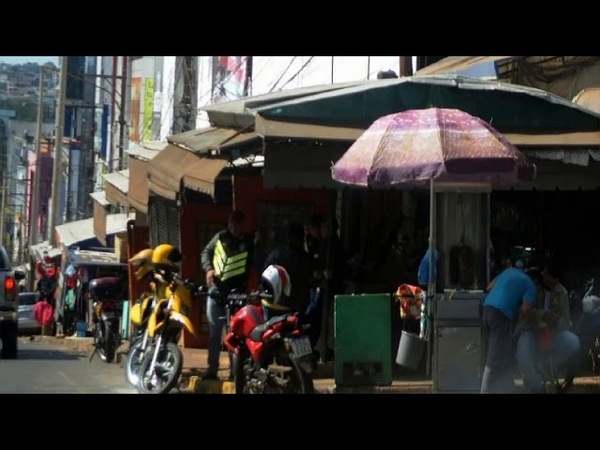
[88, 277, 125, 302]
[249, 314, 291, 342]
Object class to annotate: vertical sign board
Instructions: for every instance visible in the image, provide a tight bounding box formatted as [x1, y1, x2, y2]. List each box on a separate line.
[143, 78, 154, 142]
[130, 77, 142, 142]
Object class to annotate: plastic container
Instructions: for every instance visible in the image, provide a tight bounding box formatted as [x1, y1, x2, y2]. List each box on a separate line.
[76, 320, 87, 337]
[396, 330, 426, 371]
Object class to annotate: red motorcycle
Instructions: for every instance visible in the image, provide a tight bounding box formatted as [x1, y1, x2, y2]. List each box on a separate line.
[223, 265, 315, 394]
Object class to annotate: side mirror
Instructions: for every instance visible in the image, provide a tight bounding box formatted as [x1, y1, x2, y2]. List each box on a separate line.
[14, 270, 25, 281]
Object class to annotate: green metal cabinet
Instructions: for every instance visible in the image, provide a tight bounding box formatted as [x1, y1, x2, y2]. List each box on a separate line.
[334, 293, 392, 386]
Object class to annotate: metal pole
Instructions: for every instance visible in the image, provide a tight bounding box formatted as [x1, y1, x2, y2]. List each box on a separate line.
[30, 67, 45, 245]
[118, 56, 128, 170]
[0, 175, 6, 248]
[50, 56, 68, 247]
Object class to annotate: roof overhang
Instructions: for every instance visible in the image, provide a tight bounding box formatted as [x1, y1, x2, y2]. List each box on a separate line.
[147, 144, 228, 199]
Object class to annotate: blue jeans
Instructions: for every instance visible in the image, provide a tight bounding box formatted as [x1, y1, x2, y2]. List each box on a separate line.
[516, 329, 581, 391]
[480, 305, 516, 393]
[206, 287, 227, 375]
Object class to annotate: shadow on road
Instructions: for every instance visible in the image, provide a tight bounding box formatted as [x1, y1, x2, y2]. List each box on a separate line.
[8, 348, 85, 361]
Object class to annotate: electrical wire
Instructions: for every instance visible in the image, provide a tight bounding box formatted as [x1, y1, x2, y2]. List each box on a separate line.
[268, 56, 297, 93]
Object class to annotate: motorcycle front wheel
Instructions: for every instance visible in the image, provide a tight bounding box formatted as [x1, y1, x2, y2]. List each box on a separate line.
[125, 337, 146, 387]
[137, 341, 183, 394]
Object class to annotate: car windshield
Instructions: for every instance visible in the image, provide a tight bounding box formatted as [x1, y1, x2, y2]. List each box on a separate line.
[19, 293, 38, 305]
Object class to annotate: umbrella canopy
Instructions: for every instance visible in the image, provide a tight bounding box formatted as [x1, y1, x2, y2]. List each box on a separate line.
[331, 108, 536, 188]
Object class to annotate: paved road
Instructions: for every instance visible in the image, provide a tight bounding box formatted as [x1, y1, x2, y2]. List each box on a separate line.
[0, 337, 137, 394]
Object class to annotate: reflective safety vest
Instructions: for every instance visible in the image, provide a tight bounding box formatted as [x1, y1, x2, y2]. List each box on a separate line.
[212, 238, 249, 282]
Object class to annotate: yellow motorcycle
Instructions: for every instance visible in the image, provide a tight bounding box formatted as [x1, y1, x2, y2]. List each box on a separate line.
[137, 244, 198, 394]
[126, 271, 172, 387]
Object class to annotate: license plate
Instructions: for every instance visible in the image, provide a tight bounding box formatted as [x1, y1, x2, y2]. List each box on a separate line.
[290, 336, 312, 358]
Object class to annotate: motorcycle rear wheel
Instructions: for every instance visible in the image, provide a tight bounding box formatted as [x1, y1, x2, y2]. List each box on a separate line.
[95, 321, 117, 363]
[138, 341, 183, 394]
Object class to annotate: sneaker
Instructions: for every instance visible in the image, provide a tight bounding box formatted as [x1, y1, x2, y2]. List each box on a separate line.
[202, 372, 218, 381]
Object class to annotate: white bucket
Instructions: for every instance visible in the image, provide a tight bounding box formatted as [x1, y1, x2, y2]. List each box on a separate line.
[396, 330, 426, 370]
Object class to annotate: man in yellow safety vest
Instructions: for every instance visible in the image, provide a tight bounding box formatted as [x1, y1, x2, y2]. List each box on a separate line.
[200, 210, 254, 380]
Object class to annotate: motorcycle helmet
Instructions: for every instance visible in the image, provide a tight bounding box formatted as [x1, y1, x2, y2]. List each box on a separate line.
[260, 264, 291, 310]
[151, 243, 182, 271]
[129, 248, 154, 281]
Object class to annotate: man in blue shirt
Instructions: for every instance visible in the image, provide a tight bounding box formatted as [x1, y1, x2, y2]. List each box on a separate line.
[480, 259, 536, 393]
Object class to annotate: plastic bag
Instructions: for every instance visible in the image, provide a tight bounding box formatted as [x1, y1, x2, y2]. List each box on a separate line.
[395, 284, 424, 320]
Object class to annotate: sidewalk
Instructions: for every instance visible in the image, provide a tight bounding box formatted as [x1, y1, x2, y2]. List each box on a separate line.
[31, 335, 600, 394]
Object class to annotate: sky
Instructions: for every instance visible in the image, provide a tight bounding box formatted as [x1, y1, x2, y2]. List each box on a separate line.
[0, 56, 59, 65]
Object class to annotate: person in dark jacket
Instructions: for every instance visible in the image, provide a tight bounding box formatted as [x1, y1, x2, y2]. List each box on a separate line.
[200, 210, 254, 380]
[263, 222, 312, 321]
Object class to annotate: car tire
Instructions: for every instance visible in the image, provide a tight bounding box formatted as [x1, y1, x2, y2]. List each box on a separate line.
[2, 321, 18, 359]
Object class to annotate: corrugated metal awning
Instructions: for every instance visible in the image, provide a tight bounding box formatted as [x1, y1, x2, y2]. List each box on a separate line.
[147, 144, 227, 198]
[167, 126, 260, 154]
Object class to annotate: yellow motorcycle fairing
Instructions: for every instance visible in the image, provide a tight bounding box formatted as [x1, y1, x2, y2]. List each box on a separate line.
[130, 293, 154, 326]
[169, 311, 196, 336]
[147, 298, 170, 338]
[147, 280, 195, 338]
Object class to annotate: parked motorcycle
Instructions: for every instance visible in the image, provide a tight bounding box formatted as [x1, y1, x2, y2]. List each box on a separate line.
[223, 265, 315, 394]
[137, 271, 199, 394]
[89, 276, 126, 363]
[125, 272, 172, 387]
[573, 278, 600, 373]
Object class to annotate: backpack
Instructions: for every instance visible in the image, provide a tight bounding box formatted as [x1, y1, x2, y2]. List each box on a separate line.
[34, 300, 54, 327]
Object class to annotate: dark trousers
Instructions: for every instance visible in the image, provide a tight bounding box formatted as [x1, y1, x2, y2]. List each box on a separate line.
[480, 305, 516, 393]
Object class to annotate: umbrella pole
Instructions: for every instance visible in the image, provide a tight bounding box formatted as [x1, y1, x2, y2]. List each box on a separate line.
[425, 178, 435, 377]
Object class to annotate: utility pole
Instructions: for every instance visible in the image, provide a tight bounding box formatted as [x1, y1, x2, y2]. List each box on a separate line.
[118, 56, 128, 171]
[30, 66, 45, 246]
[50, 56, 68, 247]
[0, 175, 6, 248]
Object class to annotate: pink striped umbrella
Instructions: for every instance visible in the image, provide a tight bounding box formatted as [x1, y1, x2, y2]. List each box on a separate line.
[331, 107, 536, 188]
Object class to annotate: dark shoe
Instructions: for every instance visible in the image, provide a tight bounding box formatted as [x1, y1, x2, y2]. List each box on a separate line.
[558, 377, 574, 394]
[202, 372, 218, 381]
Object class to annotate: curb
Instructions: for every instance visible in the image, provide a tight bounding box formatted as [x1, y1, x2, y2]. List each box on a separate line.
[188, 376, 235, 394]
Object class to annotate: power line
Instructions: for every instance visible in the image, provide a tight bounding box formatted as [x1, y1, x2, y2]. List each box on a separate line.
[278, 56, 315, 91]
[268, 56, 297, 93]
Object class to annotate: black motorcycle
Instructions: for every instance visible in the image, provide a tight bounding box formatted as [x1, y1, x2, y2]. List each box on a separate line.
[89, 277, 125, 364]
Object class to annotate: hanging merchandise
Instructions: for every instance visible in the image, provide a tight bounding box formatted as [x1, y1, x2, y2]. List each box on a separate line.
[449, 194, 475, 289]
[395, 284, 424, 321]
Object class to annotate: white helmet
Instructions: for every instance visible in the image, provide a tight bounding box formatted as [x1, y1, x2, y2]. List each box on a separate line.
[261, 264, 291, 306]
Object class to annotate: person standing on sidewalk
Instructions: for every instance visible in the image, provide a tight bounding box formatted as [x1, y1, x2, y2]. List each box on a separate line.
[200, 210, 254, 380]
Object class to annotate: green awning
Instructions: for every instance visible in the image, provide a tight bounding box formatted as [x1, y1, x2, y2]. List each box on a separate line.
[255, 75, 600, 135]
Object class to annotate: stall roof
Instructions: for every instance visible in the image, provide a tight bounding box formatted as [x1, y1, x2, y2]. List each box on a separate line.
[168, 126, 260, 154]
[103, 169, 129, 193]
[253, 74, 600, 143]
[67, 249, 126, 267]
[126, 141, 166, 161]
[29, 241, 62, 260]
[89, 190, 109, 207]
[55, 213, 134, 248]
[147, 144, 228, 198]
[201, 80, 370, 128]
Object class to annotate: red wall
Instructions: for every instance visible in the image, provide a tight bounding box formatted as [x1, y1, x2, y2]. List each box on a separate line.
[179, 201, 230, 348]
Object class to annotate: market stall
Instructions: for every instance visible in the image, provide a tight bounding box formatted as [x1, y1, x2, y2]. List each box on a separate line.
[331, 107, 536, 391]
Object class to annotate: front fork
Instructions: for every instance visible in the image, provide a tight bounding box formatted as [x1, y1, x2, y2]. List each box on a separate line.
[148, 334, 163, 375]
